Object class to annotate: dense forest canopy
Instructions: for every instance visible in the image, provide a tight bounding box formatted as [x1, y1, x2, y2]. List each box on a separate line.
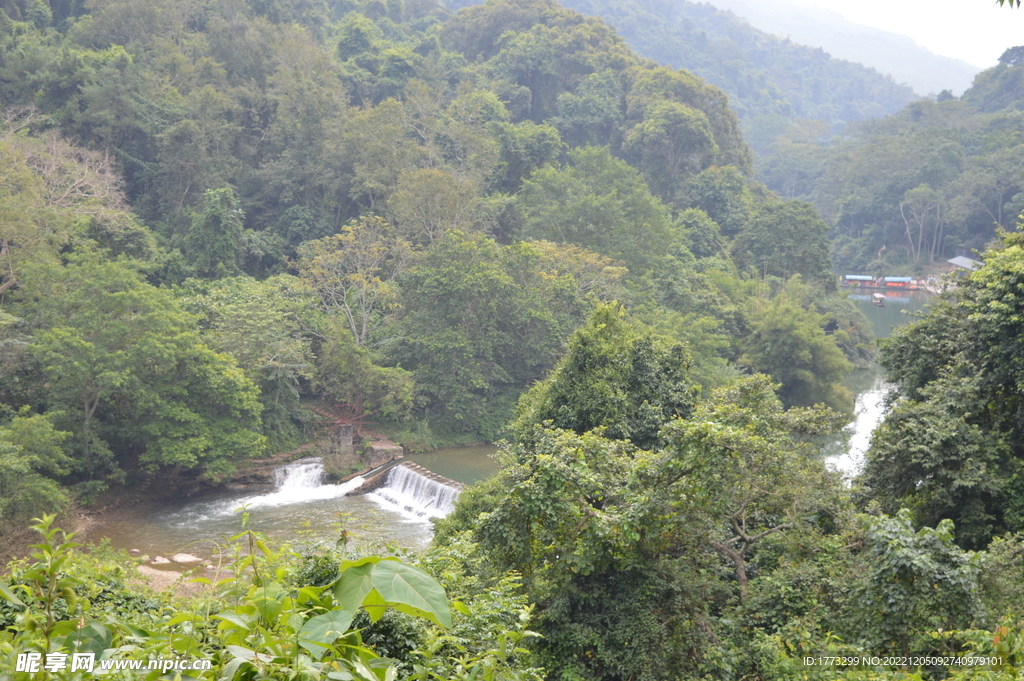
[447, 0, 918, 138]
[751, 46, 1024, 272]
[0, 0, 869, 505]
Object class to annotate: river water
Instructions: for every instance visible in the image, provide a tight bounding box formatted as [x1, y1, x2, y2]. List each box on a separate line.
[85, 294, 928, 561]
[823, 290, 931, 475]
[84, 446, 498, 561]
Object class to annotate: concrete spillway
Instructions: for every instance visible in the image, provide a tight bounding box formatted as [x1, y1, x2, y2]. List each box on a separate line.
[350, 462, 463, 520]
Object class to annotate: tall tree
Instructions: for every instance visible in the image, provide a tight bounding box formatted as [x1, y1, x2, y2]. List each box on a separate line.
[658, 375, 845, 600]
[516, 145, 676, 273]
[731, 200, 835, 288]
[863, 231, 1024, 545]
[623, 100, 719, 202]
[740, 285, 853, 414]
[19, 255, 264, 484]
[184, 188, 246, 279]
[512, 302, 698, 450]
[295, 215, 411, 348]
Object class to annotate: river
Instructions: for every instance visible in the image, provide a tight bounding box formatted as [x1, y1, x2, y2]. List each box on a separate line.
[823, 290, 932, 475]
[83, 445, 498, 561]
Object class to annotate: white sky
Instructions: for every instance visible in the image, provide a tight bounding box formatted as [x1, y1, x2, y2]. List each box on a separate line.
[792, 0, 1024, 68]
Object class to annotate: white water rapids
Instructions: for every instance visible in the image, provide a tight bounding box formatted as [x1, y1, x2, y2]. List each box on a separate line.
[86, 448, 494, 559]
[366, 466, 461, 520]
[230, 458, 461, 522]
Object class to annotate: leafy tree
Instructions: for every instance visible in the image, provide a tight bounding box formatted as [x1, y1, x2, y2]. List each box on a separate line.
[295, 214, 412, 348]
[313, 316, 416, 422]
[17, 255, 264, 483]
[623, 100, 719, 202]
[624, 64, 752, 175]
[0, 410, 71, 526]
[470, 426, 719, 681]
[387, 232, 593, 439]
[184, 188, 246, 279]
[863, 370, 1007, 549]
[0, 127, 139, 297]
[490, 119, 563, 193]
[863, 231, 1024, 545]
[343, 99, 420, 209]
[387, 169, 479, 246]
[442, 0, 566, 61]
[677, 208, 725, 259]
[732, 200, 835, 288]
[516, 145, 676, 273]
[552, 68, 623, 148]
[659, 375, 845, 600]
[181, 275, 316, 445]
[855, 510, 987, 658]
[512, 302, 698, 450]
[338, 9, 383, 59]
[0, 141, 52, 297]
[680, 165, 754, 237]
[740, 286, 853, 414]
[439, 89, 507, 183]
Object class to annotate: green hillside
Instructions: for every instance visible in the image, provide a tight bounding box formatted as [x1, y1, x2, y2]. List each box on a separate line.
[450, 0, 918, 138]
[759, 48, 1024, 272]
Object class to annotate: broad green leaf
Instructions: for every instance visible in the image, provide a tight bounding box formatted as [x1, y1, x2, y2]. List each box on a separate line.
[227, 645, 275, 663]
[62, 622, 112, 657]
[0, 581, 24, 607]
[220, 656, 250, 680]
[351, 655, 383, 681]
[299, 609, 355, 659]
[213, 611, 253, 631]
[337, 556, 381, 571]
[327, 671, 355, 681]
[165, 612, 202, 627]
[371, 560, 451, 628]
[51, 620, 82, 637]
[360, 588, 388, 623]
[333, 562, 374, 613]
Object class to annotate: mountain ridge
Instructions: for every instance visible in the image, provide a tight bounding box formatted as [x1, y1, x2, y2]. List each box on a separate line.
[707, 0, 979, 96]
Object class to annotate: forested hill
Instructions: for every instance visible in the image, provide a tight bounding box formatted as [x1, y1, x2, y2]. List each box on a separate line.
[1, 0, 871, 530]
[6, 1, 1024, 677]
[759, 48, 1024, 273]
[450, 0, 918, 132]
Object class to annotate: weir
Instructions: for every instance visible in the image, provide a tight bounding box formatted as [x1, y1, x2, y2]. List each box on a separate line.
[263, 458, 464, 521]
[360, 463, 463, 520]
[273, 458, 324, 489]
[84, 448, 495, 558]
[233, 457, 366, 510]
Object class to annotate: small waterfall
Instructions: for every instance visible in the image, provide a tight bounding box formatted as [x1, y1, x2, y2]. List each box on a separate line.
[273, 458, 324, 489]
[185, 458, 366, 516]
[367, 466, 460, 520]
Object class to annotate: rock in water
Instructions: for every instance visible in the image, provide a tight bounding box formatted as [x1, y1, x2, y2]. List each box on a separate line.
[171, 553, 202, 563]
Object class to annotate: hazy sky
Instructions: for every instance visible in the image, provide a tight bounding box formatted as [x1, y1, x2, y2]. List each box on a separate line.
[793, 0, 1024, 67]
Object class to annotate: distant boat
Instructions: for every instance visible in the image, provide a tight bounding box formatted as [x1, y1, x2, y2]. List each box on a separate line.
[873, 292, 886, 307]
